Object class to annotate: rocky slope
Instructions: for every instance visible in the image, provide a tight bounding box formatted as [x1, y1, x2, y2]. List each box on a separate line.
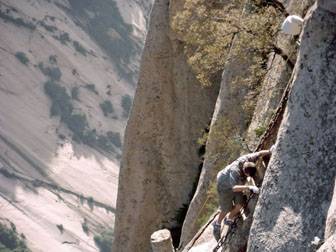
[0, 0, 152, 251]
[113, 0, 336, 251]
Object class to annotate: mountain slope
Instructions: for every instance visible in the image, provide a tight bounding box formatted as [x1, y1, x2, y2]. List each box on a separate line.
[0, 0, 152, 251]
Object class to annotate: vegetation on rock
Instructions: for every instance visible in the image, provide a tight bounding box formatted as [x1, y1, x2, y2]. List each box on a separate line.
[0, 222, 30, 252]
[100, 100, 114, 117]
[171, 0, 285, 228]
[0, 9, 36, 30]
[41, 62, 121, 155]
[121, 94, 132, 118]
[15, 52, 29, 65]
[73, 41, 88, 56]
[94, 228, 113, 252]
[171, 0, 283, 87]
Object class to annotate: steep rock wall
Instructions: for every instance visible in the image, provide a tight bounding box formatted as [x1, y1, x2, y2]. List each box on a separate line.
[248, 2, 336, 250]
[112, 0, 220, 251]
[178, 0, 316, 247]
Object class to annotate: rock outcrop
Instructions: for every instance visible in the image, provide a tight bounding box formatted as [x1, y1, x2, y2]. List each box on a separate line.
[248, 1, 336, 250]
[178, 0, 314, 248]
[112, 0, 220, 251]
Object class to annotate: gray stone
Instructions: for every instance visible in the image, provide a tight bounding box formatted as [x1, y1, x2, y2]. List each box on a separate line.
[112, 0, 219, 251]
[151, 229, 175, 252]
[178, 0, 314, 249]
[248, 3, 336, 251]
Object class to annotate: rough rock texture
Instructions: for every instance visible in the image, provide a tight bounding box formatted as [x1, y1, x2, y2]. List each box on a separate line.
[248, 2, 336, 251]
[112, 0, 220, 251]
[0, 0, 152, 251]
[151, 229, 175, 252]
[178, 1, 314, 248]
[178, 15, 258, 250]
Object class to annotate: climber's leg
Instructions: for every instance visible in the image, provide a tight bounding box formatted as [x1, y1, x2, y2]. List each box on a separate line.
[217, 210, 227, 224]
[227, 203, 243, 220]
[213, 190, 233, 240]
[226, 192, 247, 221]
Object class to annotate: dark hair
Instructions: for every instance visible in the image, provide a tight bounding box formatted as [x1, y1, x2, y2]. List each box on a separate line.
[243, 162, 257, 177]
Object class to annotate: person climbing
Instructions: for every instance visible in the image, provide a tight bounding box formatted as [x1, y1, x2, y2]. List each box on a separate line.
[212, 147, 274, 241]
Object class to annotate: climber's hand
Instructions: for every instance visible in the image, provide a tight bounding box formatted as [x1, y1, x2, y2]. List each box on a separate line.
[248, 186, 260, 194]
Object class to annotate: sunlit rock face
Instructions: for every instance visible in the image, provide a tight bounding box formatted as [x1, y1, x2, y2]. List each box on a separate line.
[112, 0, 220, 251]
[248, 2, 336, 251]
[0, 0, 152, 251]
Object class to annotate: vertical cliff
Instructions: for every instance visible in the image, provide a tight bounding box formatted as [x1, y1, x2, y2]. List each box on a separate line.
[178, 0, 312, 247]
[113, 0, 336, 251]
[112, 0, 220, 251]
[248, 1, 336, 250]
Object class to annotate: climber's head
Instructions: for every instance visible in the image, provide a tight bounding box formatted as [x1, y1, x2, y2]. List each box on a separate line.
[242, 162, 257, 177]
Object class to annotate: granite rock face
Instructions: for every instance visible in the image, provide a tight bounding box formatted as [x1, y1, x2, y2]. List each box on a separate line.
[248, 2, 336, 250]
[178, 0, 314, 248]
[112, 0, 219, 251]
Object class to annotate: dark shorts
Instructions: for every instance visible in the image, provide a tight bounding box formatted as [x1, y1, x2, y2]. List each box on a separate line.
[217, 189, 246, 213]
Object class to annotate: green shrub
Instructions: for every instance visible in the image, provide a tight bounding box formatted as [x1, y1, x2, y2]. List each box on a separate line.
[255, 125, 267, 137]
[97, 135, 114, 153]
[38, 62, 62, 81]
[171, 0, 282, 86]
[73, 41, 88, 56]
[71, 87, 80, 100]
[121, 95, 132, 118]
[107, 131, 122, 148]
[56, 32, 71, 45]
[44, 80, 73, 117]
[100, 100, 114, 117]
[38, 20, 57, 32]
[49, 55, 57, 64]
[0, 10, 36, 30]
[0, 222, 30, 251]
[43, 74, 119, 155]
[87, 197, 94, 210]
[84, 84, 99, 95]
[94, 229, 113, 252]
[15, 52, 29, 65]
[81, 219, 89, 235]
[67, 113, 88, 139]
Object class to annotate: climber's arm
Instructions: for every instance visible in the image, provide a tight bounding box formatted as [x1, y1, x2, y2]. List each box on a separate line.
[232, 185, 250, 192]
[254, 150, 272, 158]
[232, 185, 259, 194]
[246, 148, 273, 162]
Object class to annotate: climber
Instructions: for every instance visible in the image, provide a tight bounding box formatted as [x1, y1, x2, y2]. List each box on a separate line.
[212, 147, 274, 241]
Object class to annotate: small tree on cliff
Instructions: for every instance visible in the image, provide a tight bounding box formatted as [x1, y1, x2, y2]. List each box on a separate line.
[171, 0, 283, 87]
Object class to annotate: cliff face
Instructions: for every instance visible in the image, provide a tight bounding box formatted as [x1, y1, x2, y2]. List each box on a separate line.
[112, 0, 220, 251]
[0, 0, 152, 251]
[178, 0, 314, 248]
[248, 2, 336, 250]
[113, 0, 336, 251]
